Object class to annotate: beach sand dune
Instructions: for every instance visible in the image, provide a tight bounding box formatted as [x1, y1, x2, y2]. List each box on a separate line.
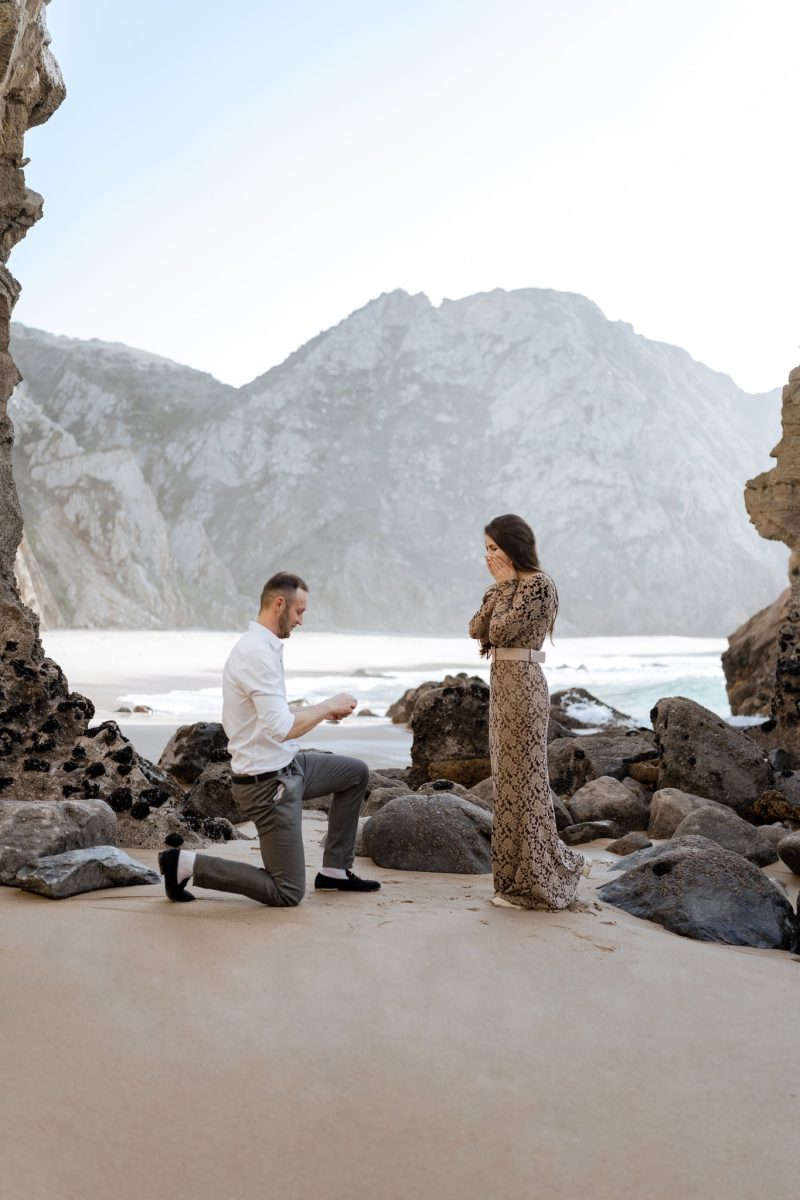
[2, 820, 798, 1200]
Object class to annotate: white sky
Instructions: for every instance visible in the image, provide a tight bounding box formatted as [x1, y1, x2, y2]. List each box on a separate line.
[11, 0, 800, 391]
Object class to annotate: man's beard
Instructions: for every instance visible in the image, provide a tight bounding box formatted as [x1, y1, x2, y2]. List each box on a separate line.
[277, 609, 293, 638]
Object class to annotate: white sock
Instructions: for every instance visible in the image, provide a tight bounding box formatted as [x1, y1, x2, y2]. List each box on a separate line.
[320, 866, 348, 880]
[177, 850, 196, 883]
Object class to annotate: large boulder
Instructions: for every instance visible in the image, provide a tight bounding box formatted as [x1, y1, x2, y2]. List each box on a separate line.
[651, 697, 772, 813]
[599, 836, 800, 951]
[0, 797, 116, 885]
[547, 730, 658, 798]
[673, 806, 777, 867]
[13, 845, 159, 899]
[363, 785, 408, 816]
[359, 794, 492, 873]
[550, 688, 636, 732]
[722, 589, 790, 717]
[158, 722, 230, 787]
[409, 679, 491, 787]
[387, 674, 485, 724]
[181, 761, 239, 824]
[647, 788, 729, 839]
[567, 775, 650, 833]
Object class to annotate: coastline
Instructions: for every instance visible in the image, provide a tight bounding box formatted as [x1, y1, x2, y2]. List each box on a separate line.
[41, 627, 735, 768]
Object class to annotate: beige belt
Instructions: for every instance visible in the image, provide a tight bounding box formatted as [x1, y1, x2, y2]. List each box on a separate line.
[490, 647, 545, 663]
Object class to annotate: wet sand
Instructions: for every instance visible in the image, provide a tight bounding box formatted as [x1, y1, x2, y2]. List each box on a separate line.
[2, 823, 798, 1200]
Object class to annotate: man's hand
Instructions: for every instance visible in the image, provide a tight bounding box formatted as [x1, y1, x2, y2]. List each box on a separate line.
[326, 692, 358, 721]
[486, 548, 517, 583]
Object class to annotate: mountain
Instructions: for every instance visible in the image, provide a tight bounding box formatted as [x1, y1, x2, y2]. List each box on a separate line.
[9, 288, 787, 635]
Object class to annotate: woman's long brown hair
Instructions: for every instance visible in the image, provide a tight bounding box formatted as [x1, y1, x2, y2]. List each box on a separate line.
[483, 513, 559, 646]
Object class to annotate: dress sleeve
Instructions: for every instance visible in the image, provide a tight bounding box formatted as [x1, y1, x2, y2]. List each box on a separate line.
[488, 576, 551, 644]
[468, 585, 498, 641]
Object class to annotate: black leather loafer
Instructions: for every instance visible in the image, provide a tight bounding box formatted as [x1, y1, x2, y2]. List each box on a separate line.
[158, 847, 196, 902]
[314, 870, 381, 892]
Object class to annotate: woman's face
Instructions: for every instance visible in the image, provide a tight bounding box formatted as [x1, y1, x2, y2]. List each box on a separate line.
[485, 535, 512, 566]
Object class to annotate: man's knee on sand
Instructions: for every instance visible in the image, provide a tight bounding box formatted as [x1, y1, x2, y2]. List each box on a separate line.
[272, 876, 306, 907]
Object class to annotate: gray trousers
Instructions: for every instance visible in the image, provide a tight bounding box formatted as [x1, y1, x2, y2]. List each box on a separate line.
[192, 751, 369, 906]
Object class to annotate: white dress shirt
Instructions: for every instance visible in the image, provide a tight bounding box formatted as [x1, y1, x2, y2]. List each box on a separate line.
[222, 621, 299, 774]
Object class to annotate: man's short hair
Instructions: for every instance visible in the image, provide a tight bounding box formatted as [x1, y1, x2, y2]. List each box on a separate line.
[260, 572, 309, 609]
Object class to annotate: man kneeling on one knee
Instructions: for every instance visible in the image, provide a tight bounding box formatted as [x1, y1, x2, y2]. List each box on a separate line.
[159, 571, 380, 905]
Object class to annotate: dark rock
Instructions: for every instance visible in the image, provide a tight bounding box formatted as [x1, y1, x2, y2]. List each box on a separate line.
[362, 785, 407, 816]
[552, 793, 574, 832]
[387, 674, 486, 724]
[769, 748, 794, 773]
[201, 817, 235, 841]
[158, 721, 230, 786]
[648, 788, 730, 840]
[599, 836, 800, 951]
[424, 757, 493, 788]
[651, 696, 772, 813]
[673, 806, 777, 867]
[550, 687, 636, 731]
[560, 819, 622, 844]
[777, 833, 800, 874]
[371, 767, 409, 782]
[611, 834, 713, 873]
[409, 678, 491, 787]
[568, 775, 650, 833]
[774, 770, 800, 810]
[0, 797, 116, 885]
[417, 779, 471, 797]
[13, 845, 159, 899]
[360, 794, 492, 873]
[621, 777, 650, 803]
[181, 761, 239, 824]
[760, 824, 793, 852]
[744, 787, 800, 826]
[607, 831, 652, 856]
[626, 761, 660, 784]
[722, 589, 789, 717]
[547, 730, 658, 798]
[468, 776, 495, 810]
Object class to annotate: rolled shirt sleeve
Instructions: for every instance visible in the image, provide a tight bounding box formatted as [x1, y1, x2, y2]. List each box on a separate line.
[250, 685, 295, 743]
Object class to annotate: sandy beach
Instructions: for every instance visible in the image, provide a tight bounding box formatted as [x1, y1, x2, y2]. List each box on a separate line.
[6, 632, 795, 1198]
[2, 815, 799, 1200]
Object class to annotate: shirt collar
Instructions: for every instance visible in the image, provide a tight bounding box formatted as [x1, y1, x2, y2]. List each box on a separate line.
[248, 620, 283, 651]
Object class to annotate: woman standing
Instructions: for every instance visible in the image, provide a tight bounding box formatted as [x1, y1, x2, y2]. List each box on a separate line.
[469, 514, 589, 909]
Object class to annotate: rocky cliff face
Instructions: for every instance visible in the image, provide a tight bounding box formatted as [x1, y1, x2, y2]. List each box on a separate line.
[744, 366, 800, 760]
[10, 288, 787, 636]
[0, 3, 204, 847]
[0, 2, 73, 816]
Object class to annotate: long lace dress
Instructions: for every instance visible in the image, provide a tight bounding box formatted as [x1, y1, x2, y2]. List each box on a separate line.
[469, 573, 585, 909]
